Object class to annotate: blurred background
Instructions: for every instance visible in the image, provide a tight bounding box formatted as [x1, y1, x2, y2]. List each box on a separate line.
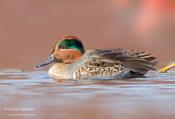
[0, 0, 174, 70]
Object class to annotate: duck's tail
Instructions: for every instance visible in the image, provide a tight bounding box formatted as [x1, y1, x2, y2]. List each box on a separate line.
[159, 63, 175, 73]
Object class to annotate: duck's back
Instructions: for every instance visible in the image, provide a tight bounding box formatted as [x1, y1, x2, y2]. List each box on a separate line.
[72, 49, 157, 79]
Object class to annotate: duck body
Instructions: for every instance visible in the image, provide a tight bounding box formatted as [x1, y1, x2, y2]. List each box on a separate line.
[37, 36, 157, 80]
[48, 49, 157, 80]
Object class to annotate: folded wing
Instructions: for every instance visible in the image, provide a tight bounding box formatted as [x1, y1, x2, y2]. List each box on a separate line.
[83, 48, 158, 73]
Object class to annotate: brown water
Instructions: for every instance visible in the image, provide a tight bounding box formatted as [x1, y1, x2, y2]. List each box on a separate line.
[0, 69, 175, 119]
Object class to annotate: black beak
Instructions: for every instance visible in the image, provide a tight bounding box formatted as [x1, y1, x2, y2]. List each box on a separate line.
[36, 56, 59, 68]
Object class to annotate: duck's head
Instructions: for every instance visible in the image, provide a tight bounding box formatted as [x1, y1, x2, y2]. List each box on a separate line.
[36, 36, 85, 68]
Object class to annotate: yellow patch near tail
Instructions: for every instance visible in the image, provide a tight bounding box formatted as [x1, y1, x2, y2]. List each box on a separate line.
[159, 63, 175, 73]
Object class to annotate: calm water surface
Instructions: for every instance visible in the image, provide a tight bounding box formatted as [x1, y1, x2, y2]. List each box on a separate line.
[0, 68, 175, 119]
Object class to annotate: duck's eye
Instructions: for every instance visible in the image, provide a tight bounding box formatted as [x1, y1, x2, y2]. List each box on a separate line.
[58, 44, 66, 49]
[58, 39, 71, 49]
